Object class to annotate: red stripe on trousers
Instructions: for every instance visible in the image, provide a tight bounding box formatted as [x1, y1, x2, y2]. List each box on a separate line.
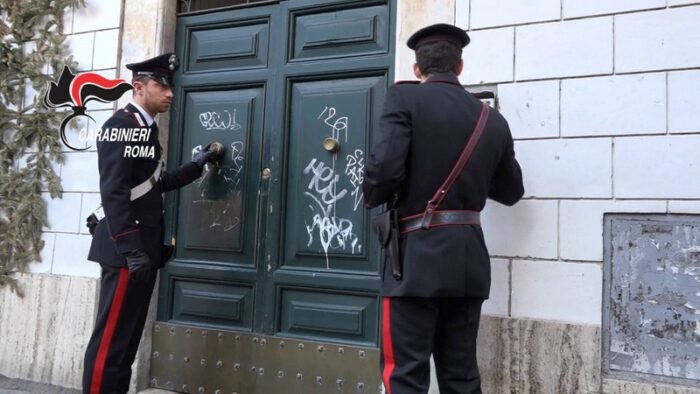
[382, 297, 395, 394]
[90, 268, 129, 394]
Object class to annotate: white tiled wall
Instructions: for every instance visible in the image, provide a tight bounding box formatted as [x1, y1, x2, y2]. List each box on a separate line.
[52, 234, 101, 277]
[482, 258, 510, 316]
[515, 17, 613, 80]
[498, 80, 559, 139]
[71, 0, 122, 33]
[669, 0, 700, 5]
[470, 0, 561, 29]
[92, 29, 120, 70]
[669, 200, 700, 214]
[614, 135, 700, 199]
[511, 260, 602, 325]
[65, 32, 94, 71]
[516, 138, 612, 198]
[615, 7, 700, 73]
[43, 192, 82, 233]
[561, 73, 666, 137]
[481, 200, 559, 259]
[392, 1, 700, 326]
[460, 27, 514, 85]
[28, 0, 124, 279]
[668, 70, 700, 133]
[562, 0, 665, 18]
[454, 0, 469, 29]
[61, 152, 100, 193]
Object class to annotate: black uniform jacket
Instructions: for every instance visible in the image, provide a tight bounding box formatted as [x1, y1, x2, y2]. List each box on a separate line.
[88, 104, 202, 268]
[363, 73, 524, 299]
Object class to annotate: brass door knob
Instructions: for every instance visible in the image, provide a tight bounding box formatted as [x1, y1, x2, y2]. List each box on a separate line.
[209, 141, 224, 156]
[323, 137, 340, 153]
[261, 168, 272, 180]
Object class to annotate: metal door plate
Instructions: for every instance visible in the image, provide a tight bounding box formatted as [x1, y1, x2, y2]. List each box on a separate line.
[151, 322, 382, 393]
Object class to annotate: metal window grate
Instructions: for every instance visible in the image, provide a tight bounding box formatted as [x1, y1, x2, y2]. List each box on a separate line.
[178, 0, 274, 14]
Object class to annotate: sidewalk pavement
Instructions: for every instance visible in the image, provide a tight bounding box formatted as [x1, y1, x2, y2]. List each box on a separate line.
[0, 375, 79, 394]
[0, 375, 174, 394]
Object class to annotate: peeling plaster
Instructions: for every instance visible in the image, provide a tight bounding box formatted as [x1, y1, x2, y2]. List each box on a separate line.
[607, 217, 700, 382]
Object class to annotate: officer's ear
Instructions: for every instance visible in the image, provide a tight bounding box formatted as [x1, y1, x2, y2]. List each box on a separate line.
[413, 63, 423, 80]
[456, 59, 464, 77]
[132, 78, 147, 97]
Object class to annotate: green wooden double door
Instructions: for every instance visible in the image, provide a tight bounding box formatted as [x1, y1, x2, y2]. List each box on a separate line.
[154, 0, 395, 391]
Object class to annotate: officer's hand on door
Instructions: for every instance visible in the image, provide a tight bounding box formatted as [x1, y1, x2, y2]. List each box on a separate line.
[124, 249, 151, 282]
[192, 142, 224, 169]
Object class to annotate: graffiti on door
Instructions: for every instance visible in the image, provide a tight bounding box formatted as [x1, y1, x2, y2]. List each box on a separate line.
[303, 106, 364, 267]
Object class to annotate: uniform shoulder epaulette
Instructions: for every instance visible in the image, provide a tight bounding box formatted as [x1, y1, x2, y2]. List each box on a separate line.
[394, 80, 420, 85]
[109, 108, 146, 127]
[114, 108, 131, 117]
[108, 108, 130, 120]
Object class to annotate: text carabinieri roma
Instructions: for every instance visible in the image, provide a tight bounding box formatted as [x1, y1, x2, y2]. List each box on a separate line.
[82, 127, 154, 158]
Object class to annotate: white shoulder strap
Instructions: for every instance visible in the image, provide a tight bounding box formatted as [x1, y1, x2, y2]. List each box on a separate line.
[91, 159, 164, 221]
[130, 159, 164, 201]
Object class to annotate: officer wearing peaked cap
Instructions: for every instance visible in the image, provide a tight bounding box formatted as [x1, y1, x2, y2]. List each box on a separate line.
[82, 53, 221, 394]
[363, 24, 523, 393]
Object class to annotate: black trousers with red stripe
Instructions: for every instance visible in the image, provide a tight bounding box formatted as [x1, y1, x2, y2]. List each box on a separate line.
[83, 266, 157, 394]
[381, 297, 483, 394]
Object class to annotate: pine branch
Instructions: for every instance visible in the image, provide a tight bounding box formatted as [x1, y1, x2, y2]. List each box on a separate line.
[0, 0, 85, 295]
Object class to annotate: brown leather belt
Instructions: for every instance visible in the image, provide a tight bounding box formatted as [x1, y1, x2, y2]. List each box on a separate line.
[399, 210, 481, 234]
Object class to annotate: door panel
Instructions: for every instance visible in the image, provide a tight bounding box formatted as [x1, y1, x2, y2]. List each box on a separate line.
[160, 264, 258, 331]
[178, 86, 264, 262]
[171, 279, 254, 330]
[284, 75, 386, 272]
[187, 20, 270, 72]
[278, 288, 378, 345]
[290, 4, 389, 61]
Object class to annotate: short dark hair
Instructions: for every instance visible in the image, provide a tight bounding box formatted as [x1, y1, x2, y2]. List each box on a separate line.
[131, 76, 151, 96]
[415, 41, 462, 75]
[132, 75, 151, 85]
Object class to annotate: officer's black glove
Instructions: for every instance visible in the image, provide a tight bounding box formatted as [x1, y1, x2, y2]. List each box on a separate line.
[124, 249, 151, 282]
[192, 143, 220, 169]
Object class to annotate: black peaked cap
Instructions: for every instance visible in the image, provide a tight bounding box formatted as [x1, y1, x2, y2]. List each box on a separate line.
[125, 53, 179, 86]
[407, 23, 470, 50]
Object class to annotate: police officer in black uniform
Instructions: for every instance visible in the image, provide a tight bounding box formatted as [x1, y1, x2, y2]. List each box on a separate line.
[83, 53, 219, 394]
[363, 24, 524, 393]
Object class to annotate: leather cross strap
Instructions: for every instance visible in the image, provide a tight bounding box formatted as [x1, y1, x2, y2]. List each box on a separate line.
[419, 102, 490, 230]
[400, 210, 481, 234]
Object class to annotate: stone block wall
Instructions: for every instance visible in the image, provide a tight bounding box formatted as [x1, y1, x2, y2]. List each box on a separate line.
[396, 0, 700, 392]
